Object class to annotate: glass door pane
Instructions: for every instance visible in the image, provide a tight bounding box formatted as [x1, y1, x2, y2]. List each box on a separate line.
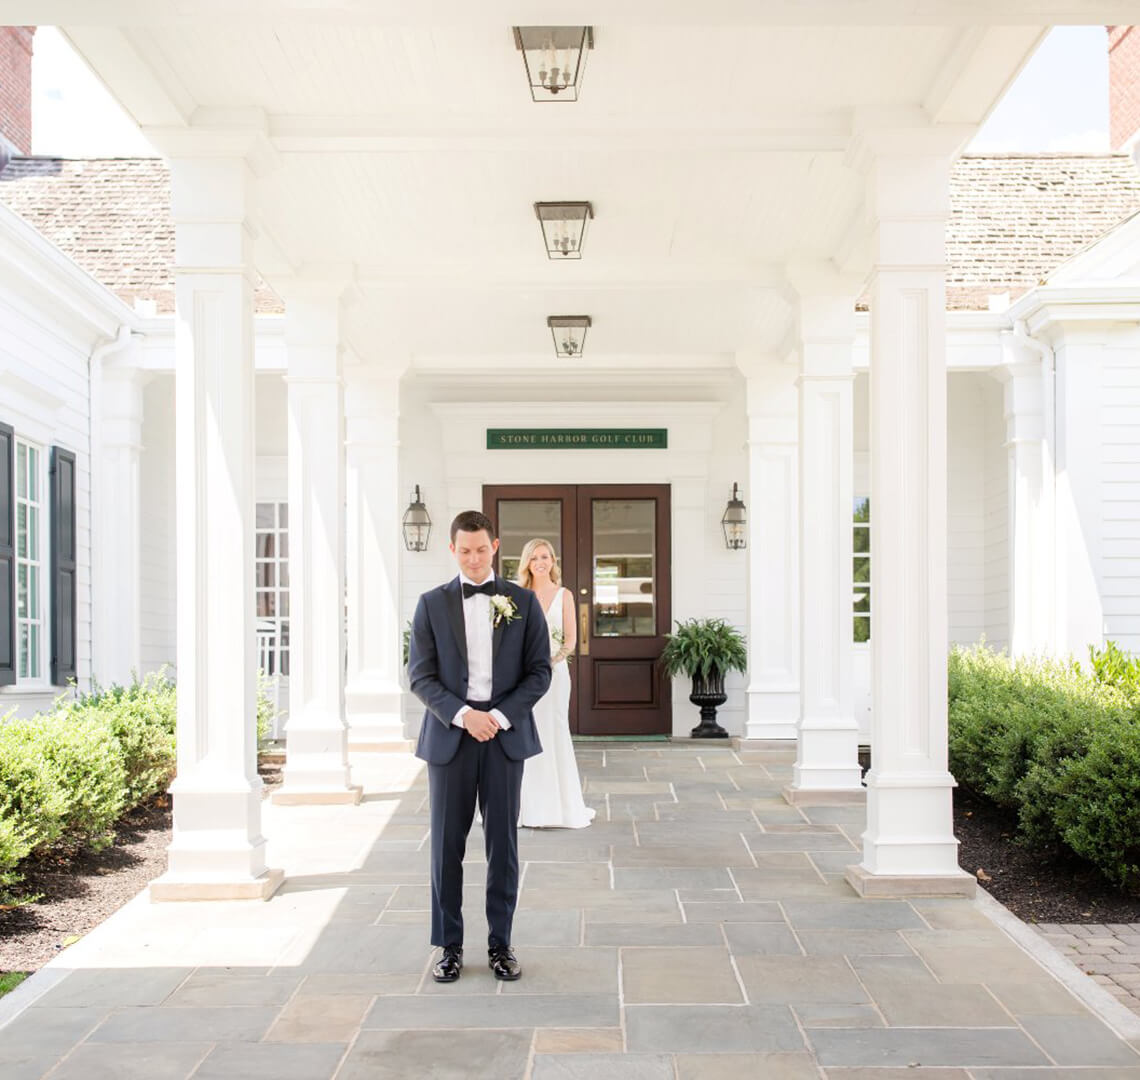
[591, 498, 655, 637]
[497, 499, 563, 583]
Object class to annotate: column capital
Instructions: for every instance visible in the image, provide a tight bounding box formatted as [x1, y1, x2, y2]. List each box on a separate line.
[145, 120, 280, 179]
[846, 110, 970, 178]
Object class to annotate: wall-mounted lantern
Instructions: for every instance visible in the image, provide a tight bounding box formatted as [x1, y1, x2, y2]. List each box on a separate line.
[721, 483, 747, 550]
[402, 485, 432, 552]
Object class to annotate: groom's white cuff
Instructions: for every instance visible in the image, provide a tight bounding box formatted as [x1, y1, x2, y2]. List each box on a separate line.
[452, 706, 512, 731]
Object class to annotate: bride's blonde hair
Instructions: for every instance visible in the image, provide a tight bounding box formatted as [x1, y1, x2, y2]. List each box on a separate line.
[516, 538, 562, 589]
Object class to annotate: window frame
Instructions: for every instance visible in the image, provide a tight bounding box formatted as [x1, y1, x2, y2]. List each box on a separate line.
[14, 436, 50, 687]
[853, 495, 871, 646]
[255, 500, 290, 678]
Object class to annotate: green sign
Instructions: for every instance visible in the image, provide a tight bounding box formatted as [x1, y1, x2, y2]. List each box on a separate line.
[487, 428, 668, 450]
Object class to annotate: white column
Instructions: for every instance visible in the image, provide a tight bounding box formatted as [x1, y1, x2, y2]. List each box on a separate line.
[151, 156, 281, 901]
[737, 355, 799, 742]
[273, 287, 361, 803]
[846, 143, 974, 897]
[92, 365, 147, 688]
[995, 341, 1054, 658]
[344, 363, 408, 750]
[786, 273, 864, 800]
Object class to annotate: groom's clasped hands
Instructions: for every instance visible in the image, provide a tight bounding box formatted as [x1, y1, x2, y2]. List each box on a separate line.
[464, 710, 501, 742]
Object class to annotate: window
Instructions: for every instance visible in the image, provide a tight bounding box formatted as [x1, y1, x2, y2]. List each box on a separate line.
[255, 501, 290, 676]
[15, 439, 45, 681]
[853, 496, 870, 643]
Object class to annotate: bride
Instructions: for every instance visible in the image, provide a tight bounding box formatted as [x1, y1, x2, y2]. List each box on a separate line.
[516, 537, 595, 829]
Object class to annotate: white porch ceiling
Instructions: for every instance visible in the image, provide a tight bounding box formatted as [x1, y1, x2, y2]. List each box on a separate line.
[6, 2, 1089, 364]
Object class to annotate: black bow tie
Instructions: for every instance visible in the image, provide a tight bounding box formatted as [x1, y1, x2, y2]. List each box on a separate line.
[462, 580, 496, 599]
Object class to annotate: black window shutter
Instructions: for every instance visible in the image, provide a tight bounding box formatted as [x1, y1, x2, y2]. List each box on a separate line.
[50, 446, 77, 686]
[0, 422, 14, 687]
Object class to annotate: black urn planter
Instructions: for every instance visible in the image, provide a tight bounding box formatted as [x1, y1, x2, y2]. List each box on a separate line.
[689, 670, 729, 739]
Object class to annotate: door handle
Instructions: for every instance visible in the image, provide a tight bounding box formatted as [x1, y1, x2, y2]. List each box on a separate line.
[579, 602, 589, 656]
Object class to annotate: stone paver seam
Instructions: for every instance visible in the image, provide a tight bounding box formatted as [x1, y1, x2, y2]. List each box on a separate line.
[327, 1020, 368, 1080]
[784, 986, 825, 1066]
[739, 830, 760, 868]
[841, 951, 892, 1030]
[727, 950, 751, 1006]
[370, 876, 400, 927]
[774, 900, 810, 957]
[170, 1043, 218, 1079]
[522, 1025, 539, 1080]
[907, 899, 939, 933]
[617, 945, 629, 1053]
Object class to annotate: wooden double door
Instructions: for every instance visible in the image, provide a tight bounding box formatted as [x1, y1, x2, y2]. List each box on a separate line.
[483, 484, 672, 736]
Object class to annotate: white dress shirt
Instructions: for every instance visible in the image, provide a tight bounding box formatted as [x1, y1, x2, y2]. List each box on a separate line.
[452, 571, 511, 731]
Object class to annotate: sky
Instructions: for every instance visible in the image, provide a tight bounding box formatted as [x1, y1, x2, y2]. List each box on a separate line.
[30, 24, 1111, 158]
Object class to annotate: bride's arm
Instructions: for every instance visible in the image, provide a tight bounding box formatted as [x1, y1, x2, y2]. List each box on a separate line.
[553, 588, 577, 663]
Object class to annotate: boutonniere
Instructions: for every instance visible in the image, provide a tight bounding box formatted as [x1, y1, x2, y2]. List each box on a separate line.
[489, 594, 519, 627]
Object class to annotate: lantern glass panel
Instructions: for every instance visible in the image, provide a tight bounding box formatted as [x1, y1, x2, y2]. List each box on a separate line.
[514, 26, 592, 102]
[535, 202, 591, 260]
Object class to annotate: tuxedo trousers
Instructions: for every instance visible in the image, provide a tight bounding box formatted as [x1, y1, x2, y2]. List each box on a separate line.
[427, 726, 523, 949]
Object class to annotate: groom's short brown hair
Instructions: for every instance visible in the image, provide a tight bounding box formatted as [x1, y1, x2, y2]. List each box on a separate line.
[450, 510, 497, 543]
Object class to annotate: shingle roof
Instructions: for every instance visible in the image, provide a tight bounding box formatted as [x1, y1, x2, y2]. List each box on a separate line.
[945, 153, 1140, 309]
[1, 153, 1138, 316]
[0, 156, 283, 315]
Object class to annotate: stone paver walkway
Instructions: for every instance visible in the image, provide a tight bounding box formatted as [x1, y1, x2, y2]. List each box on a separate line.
[2, 743, 1140, 1078]
[1035, 923, 1140, 1017]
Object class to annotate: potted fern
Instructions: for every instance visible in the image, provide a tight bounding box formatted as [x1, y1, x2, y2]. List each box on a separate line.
[660, 618, 747, 738]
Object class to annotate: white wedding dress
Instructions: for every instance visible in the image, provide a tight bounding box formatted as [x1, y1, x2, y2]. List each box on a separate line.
[519, 587, 596, 829]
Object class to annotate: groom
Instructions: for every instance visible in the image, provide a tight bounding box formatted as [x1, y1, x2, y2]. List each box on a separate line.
[408, 510, 551, 983]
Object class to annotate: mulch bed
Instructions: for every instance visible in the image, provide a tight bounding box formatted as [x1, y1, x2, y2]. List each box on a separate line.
[954, 786, 1140, 924]
[0, 758, 286, 981]
[0, 798, 172, 976]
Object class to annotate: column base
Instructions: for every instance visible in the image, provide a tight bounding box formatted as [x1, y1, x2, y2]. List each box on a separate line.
[845, 863, 976, 898]
[272, 785, 363, 806]
[782, 783, 866, 806]
[346, 681, 407, 751]
[745, 687, 799, 742]
[150, 867, 284, 903]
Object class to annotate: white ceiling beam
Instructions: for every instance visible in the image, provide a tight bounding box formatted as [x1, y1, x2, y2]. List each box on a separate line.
[177, 110, 854, 155]
[923, 25, 1048, 126]
[58, 25, 195, 128]
[9, 1, 1140, 25]
[348, 262, 790, 291]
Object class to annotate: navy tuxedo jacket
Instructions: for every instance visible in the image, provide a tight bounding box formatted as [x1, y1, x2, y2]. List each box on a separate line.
[409, 576, 551, 765]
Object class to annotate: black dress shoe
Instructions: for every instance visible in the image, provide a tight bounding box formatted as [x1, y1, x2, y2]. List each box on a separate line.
[432, 945, 463, 983]
[488, 945, 521, 981]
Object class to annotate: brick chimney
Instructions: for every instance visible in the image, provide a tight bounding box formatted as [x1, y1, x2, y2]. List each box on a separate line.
[0, 26, 34, 164]
[1109, 26, 1140, 151]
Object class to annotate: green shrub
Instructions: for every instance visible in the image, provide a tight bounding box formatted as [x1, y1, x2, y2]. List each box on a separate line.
[948, 645, 1129, 812]
[1046, 717, 1140, 890]
[0, 808, 34, 892]
[1086, 641, 1140, 707]
[949, 641, 1140, 891]
[0, 668, 277, 892]
[0, 717, 72, 857]
[68, 672, 177, 805]
[256, 669, 278, 744]
[30, 711, 127, 853]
